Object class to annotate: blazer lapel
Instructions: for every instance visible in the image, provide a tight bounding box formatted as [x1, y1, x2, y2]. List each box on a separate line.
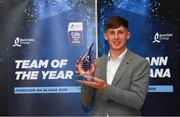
[101, 56, 108, 82]
[111, 50, 133, 86]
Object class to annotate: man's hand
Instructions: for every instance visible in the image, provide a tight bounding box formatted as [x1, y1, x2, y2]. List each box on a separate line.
[77, 77, 107, 92]
[75, 57, 96, 80]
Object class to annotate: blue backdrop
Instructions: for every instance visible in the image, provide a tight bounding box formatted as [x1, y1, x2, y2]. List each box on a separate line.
[0, 0, 180, 116]
[98, 0, 180, 115]
[0, 0, 96, 116]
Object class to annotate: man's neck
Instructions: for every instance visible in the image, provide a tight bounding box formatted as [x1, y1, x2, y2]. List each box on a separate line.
[110, 48, 127, 60]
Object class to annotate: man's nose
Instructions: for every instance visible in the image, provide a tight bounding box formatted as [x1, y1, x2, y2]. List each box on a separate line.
[114, 33, 118, 40]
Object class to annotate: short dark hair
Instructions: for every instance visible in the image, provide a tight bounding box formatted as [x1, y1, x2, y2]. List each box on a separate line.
[104, 16, 129, 32]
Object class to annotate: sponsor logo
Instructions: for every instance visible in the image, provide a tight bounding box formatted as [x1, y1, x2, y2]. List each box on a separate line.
[12, 37, 35, 47]
[152, 32, 173, 43]
[68, 22, 83, 44]
[12, 37, 21, 47]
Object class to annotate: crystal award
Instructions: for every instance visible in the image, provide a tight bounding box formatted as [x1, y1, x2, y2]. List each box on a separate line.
[76, 43, 95, 80]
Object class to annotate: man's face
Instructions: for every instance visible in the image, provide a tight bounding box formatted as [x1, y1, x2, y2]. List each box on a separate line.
[104, 26, 130, 51]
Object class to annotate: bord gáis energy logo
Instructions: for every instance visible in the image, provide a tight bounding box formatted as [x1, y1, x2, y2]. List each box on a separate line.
[152, 32, 173, 43]
[12, 37, 35, 47]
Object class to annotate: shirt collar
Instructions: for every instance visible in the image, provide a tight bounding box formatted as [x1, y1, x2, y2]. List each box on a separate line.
[108, 48, 128, 61]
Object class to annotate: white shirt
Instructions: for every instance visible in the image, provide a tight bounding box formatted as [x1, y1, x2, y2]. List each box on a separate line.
[107, 48, 127, 85]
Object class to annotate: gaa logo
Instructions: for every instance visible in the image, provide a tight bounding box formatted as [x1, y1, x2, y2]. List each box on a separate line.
[71, 32, 80, 38]
[68, 22, 83, 45]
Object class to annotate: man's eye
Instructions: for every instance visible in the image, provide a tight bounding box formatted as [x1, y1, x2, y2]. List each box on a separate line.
[110, 32, 114, 35]
[118, 32, 123, 34]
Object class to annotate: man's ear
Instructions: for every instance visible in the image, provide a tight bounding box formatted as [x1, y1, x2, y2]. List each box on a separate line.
[104, 33, 108, 40]
[127, 32, 131, 40]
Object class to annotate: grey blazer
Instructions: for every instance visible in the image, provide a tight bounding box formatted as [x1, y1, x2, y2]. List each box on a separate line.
[81, 50, 150, 116]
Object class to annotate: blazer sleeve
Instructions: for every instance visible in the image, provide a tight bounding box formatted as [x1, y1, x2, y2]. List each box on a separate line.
[80, 79, 95, 108]
[102, 59, 150, 110]
[80, 58, 99, 108]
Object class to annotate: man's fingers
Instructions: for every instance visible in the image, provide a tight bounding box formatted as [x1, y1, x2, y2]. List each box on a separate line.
[76, 60, 79, 63]
[92, 76, 99, 82]
[94, 62, 97, 67]
[75, 70, 79, 74]
[76, 80, 81, 83]
[90, 64, 96, 72]
[92, 77, 105, 84]
[78, 80, 97, 87]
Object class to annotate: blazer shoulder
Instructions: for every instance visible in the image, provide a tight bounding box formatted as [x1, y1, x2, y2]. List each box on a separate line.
[128, 50, 149, 65]
[94, 55, 107, 64]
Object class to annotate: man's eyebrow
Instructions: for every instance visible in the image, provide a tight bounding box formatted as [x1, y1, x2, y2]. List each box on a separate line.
[108, 29, 126, 31]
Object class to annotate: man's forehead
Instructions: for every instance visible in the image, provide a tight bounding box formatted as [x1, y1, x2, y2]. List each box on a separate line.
[107, 26, 128, 31]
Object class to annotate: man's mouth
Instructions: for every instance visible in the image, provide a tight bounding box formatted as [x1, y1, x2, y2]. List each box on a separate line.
[113, 41, 121, 45]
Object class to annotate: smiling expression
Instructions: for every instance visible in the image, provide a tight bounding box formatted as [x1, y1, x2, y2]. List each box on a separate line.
[104, 26, 130, 52]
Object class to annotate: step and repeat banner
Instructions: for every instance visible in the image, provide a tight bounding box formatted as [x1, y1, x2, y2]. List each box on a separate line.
[0, 0, 180, 116]
[0, 0, 96, 116]
[98, 0, 180, 115]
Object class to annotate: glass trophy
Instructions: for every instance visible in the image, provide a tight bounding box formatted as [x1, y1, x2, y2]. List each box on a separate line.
[76, 43, 95, 81]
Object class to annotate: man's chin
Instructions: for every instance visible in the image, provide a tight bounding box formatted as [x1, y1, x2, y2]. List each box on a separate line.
[111, 46, 122, 50]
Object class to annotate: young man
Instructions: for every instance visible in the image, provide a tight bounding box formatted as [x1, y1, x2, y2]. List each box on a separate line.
[77, 16, 150, 116]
